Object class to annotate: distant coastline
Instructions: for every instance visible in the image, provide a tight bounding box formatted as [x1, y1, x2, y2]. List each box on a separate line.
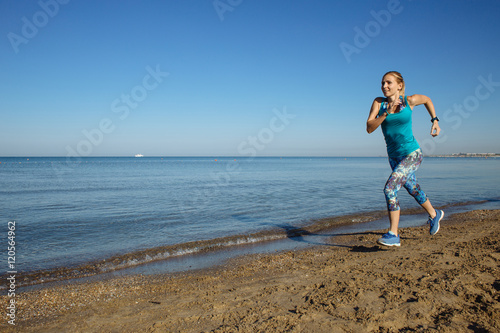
[430, 153, 500, 158]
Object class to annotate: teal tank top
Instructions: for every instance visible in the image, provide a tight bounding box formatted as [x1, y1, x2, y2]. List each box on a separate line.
[378, 96, 420, 158]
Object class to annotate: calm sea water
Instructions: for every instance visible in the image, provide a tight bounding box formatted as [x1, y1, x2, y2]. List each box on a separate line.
[1, 156, 499, 277]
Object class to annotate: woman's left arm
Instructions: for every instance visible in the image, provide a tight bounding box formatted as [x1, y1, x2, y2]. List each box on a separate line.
[407, 94, 441, 137]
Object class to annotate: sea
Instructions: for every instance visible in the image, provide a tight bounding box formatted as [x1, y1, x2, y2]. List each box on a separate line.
[1, 156, 499, 288]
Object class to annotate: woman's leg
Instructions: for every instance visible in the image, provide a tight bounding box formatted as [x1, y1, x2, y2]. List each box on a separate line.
[410, 184, 443, 235]
[401, 154, 437, 218]
[421, 199, 437, 219]
[384, 150, 423, 235]
[388, 209, 400, 235]
[384, 162, 405, 236]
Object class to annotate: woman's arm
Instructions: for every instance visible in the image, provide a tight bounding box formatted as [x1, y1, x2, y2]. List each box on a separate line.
[366, 98, 386, 133]
[407, 94, 441, 137]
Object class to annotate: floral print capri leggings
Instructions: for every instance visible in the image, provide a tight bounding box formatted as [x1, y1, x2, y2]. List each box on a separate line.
[384, 148, 428, 211]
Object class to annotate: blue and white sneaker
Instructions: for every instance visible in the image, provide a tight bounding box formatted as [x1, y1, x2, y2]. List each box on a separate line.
[428, 210, 444, 235]
[377, 231, 401, 247]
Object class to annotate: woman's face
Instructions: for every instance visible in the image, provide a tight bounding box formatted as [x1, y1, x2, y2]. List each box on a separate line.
[381, 74, 402, 97]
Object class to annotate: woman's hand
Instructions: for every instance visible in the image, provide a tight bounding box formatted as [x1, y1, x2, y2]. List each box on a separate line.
[408, 94, 441, 137]
[431, 121, 441, 137]
[387, 98, 401, 114]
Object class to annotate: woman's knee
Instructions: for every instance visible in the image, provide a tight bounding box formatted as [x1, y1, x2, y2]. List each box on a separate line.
[384, 185, 395, 198]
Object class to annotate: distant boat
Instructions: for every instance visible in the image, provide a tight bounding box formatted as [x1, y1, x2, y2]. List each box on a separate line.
[135, 154, 144, 157]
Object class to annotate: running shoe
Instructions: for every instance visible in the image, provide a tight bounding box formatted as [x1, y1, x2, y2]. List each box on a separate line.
[428, 209, 444, 235]
[377, 231, 401, 247]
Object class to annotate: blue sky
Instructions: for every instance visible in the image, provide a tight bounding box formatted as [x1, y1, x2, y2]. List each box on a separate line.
[1, 0, 499, 157]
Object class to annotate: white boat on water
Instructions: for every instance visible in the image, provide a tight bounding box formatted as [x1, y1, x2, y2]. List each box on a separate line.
[135, 154, 144, 157]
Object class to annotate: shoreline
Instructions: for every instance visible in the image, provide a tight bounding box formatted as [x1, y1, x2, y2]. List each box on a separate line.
[1, 208, 498, 332]
[2, 200, 498, 292]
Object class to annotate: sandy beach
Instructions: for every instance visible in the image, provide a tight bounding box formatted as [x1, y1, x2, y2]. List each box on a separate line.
[2, 209, 499, 332]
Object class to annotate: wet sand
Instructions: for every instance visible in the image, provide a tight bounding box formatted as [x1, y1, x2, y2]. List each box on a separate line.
[1, 209, 499, 332]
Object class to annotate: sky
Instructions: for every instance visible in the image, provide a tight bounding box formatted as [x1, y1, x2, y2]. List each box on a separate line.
[1, 0, 499, 157]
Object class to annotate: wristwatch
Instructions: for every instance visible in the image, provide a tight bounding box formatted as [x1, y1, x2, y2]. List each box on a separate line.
[431, 116, 439, 123]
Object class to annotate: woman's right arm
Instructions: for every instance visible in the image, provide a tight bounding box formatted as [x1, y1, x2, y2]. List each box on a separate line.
[366, 98, 386, 134]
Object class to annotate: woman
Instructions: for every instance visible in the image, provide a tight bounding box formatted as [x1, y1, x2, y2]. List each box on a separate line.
[366, 71, 444, 247]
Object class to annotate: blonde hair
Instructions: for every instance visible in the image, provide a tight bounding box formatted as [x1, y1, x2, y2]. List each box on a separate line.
[383, 71, 405, 99]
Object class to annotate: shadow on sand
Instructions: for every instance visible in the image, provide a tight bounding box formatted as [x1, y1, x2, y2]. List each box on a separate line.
[273, 223, 384, 252]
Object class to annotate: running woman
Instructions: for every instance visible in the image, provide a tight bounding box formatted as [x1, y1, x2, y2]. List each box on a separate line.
[366, 71, 444, 247]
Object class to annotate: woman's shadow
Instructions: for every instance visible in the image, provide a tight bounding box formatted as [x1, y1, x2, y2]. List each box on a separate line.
[272, 223, 382, 252]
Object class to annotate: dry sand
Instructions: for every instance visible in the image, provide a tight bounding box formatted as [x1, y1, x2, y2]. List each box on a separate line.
[1, 209, 499, 332]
